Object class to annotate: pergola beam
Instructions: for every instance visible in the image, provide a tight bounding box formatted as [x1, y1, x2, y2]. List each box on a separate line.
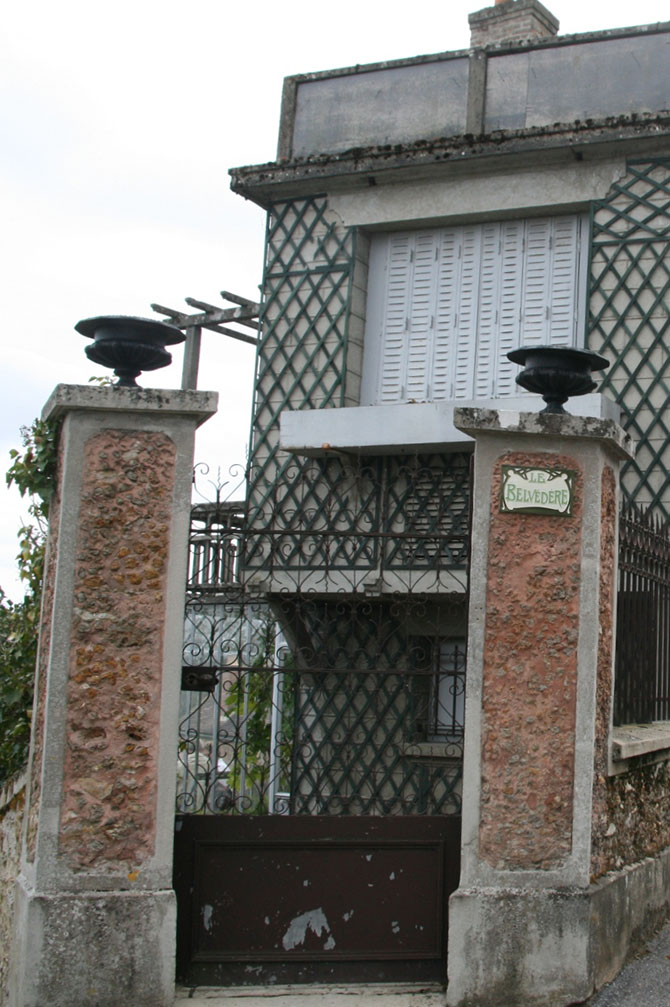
[150, 289, 261, 389]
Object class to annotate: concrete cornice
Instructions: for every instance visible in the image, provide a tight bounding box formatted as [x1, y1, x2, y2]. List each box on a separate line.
[230, 114, 670, 207]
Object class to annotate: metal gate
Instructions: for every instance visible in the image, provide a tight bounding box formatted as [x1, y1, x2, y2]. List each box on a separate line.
[174, 456, 469, 985]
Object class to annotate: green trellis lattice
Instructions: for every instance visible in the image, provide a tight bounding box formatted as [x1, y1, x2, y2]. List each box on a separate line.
[588, 159, 670, 518]
[246, 196, 356, 544]
[242, 195, 471, 582]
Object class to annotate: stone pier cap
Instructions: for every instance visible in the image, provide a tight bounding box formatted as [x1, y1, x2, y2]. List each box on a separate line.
[453, 406, 635, 461]
[42, 382, 218, 425]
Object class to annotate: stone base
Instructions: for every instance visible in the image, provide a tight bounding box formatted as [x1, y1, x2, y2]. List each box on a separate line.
[9, 883, 176, 1007]
[446, 847, 670, 1006]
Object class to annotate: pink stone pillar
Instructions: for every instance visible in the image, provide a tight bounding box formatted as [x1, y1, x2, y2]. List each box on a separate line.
[9, 384, 217, 1007]
[446, 407, 633, 1007]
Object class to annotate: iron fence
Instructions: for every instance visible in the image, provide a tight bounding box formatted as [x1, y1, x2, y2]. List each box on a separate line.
[244, 452, 471, 595]
[615, 502, 670, 725]
[177, 456, 470, 816]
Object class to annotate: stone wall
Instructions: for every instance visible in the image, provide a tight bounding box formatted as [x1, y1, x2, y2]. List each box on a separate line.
[592, 761, 670, 878]
[591, 467, 670, 878]
[0, 772, 27, 1005]
[57, 429, 176, 871]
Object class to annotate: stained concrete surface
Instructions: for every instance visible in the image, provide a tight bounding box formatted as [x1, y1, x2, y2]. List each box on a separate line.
[585, 916, 670, 1006]
[175, 919, 670, 1006]
[175, 984, 446, 1006]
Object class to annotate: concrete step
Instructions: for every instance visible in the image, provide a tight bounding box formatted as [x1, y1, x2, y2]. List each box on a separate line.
[176, 984, 446, 1006]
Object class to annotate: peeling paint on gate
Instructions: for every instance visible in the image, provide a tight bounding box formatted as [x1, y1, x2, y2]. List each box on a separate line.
[281, 907, 336, 951]
[174, 816, 461, 984]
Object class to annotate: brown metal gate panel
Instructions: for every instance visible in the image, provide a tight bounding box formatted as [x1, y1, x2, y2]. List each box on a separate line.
[174, 815, 461, 985]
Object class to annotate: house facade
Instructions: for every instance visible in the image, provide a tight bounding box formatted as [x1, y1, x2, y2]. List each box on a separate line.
[198, 1, 670, 999]
[230, 0, 670, 788]
[232, 2, 670, 521]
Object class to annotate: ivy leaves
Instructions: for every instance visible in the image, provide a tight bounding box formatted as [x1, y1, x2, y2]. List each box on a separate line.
[0, 417, 59, 783]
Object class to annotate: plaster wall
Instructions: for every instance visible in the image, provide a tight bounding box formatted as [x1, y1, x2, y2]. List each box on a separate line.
[483, 33, 670, 132]
[291, 57, 469, 157]
[287, 27, 670, 159]
[327, 159, 626, 229]
[279, 394, 619, 457]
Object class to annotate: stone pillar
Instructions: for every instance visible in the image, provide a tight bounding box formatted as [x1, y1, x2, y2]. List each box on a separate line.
[9, 384, 217, 1007]
[446, 408, 633, 1007]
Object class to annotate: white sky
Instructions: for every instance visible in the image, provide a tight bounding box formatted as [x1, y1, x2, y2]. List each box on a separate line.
[2, 0, 669, 598]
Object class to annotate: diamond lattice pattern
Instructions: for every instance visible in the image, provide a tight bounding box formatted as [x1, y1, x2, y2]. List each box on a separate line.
[589, 160, 670, 516]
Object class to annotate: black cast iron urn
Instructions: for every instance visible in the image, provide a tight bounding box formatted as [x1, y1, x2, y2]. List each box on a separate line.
[76, 315, 185, 387]
[507, 345, 610, 414]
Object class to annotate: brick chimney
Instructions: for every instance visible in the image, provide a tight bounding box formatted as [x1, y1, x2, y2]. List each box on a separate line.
[469, 0, 559, 47]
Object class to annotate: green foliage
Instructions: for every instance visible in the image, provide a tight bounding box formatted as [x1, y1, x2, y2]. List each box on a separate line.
[0, 591, 40, 782]
[0, 418, 59, 783]
[224, 623, 295, 813]
[7, 418, 59, 524]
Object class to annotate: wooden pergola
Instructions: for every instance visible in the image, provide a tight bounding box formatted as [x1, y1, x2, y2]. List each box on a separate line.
[151, 289, 259, 389]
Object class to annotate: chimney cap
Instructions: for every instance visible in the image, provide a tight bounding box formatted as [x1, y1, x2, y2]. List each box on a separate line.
[469, 0, 559, 47]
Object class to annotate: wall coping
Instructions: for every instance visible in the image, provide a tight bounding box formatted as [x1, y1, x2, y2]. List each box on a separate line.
[41, 383, 218, 427]
[610, 722, 670, 773]
[453, 407, 635, 460]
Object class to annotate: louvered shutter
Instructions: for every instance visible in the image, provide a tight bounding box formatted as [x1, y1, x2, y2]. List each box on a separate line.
[453, 227, 481, 400]
[432, 229, 460, 399]
[377, 234, 412, 404]
[362, 214, 586, 407]
[495, 221, 525, 397]
[473, 224, 501, 399]
[406, 232, 438, 400]
[548, 215, 581, 347]
[520, 218, 552, 345]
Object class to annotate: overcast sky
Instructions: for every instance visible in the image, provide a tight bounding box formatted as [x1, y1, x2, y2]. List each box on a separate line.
[2, 0, 669, 598]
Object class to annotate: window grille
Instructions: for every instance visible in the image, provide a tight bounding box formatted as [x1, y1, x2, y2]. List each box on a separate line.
[411, 638, 467, 743]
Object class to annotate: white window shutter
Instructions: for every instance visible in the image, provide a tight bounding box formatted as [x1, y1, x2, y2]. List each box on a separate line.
[362, 214, 586, 407]
[548, 215, 581, 347]
[496, 221, 525, 397]
[406, 232, 438, 400]
[520, 218, 552, 345]
[378, 233, 412, 404]
[453, 227, 481, 400]
[432, 229, 460, 400]
[473, 224, 501, 399]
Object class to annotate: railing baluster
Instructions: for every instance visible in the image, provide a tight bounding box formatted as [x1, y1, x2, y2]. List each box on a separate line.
[615, 501, 670, 725]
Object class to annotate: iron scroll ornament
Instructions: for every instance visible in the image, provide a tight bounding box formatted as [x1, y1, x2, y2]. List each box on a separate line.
[507, 345, 610, 414]
[76, 314, 185, 387]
